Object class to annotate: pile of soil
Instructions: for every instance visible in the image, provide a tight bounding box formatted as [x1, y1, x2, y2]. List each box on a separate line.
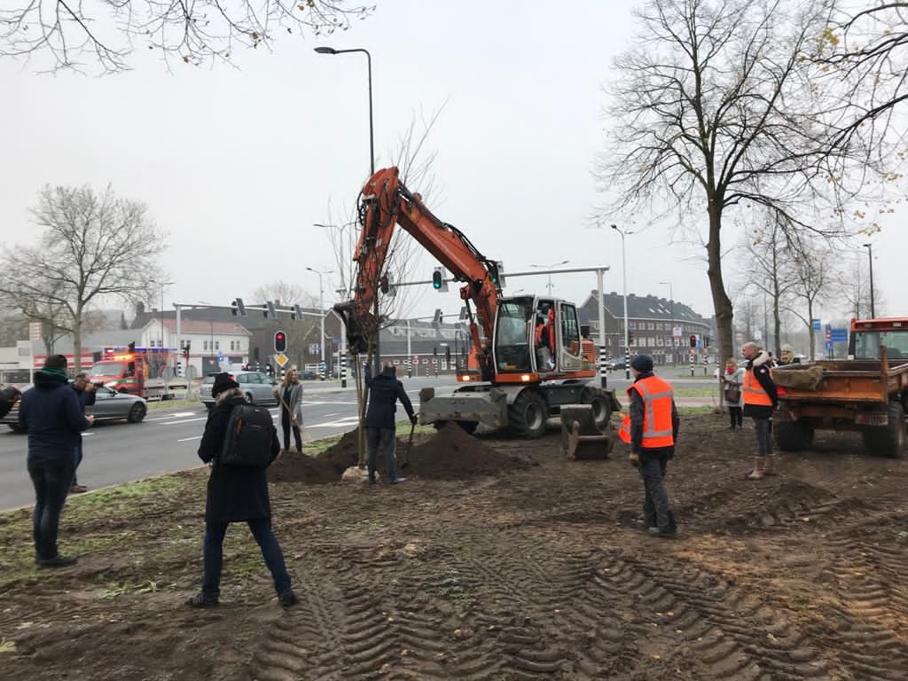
[268, 424, 535, 484]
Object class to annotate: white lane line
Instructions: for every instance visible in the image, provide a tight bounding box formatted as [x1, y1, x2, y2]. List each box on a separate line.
[308, 417, 361, 429]
[147, 412, 199, 422]
[177, 435, 203, 442]
[161, 417, 209, 425]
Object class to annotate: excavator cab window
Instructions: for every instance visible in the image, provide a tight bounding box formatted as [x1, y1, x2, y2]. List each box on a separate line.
[494, 299, 533, 373]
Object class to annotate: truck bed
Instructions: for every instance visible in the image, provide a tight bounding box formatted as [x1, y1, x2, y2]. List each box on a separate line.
[774, 359, 908, 404]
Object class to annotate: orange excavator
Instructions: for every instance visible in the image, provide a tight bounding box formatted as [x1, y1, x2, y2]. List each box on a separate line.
[334, 166, 619, 438]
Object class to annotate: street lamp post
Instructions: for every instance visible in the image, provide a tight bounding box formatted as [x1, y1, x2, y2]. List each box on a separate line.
[863, 243, 875, 318]
[306, 267, 334, 379]
[150, 280, 173, 349]
[611, 225, 632, 379]
[659, 281, 675, 367]
[529, 260, 569, 296]
[314, 46, 379, 371]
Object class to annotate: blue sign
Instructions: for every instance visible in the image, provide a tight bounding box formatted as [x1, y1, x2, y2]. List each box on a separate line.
[812, 318, 821, 331]
[217, 352, 224, 362]
[830, 328, 848, 343]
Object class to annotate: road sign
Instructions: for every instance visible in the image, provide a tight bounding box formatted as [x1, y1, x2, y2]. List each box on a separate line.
[812, 318, 821, 331]
[830, 328, 848, 342]
[275, 353, 289, 368]
[29, 322, 42, 341]
[673, 326, 682, 338]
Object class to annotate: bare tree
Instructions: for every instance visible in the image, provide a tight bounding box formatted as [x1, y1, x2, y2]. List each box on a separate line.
[785, 235, 834, 360]
[0, 1, 374, 74]
[818, 3, 908, 147]
[0, 185, 167, 371]
[596, 0, 880, 372]
[252, 279, 320, 369]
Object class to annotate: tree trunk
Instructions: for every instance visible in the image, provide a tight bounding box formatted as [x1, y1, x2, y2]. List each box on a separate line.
[706, 205, 734, 371]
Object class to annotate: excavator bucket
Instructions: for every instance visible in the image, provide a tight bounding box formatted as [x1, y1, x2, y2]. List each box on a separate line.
[333, 303, 373, 356]
[419, 386, 509, 431]
[561, 405, 613, 460]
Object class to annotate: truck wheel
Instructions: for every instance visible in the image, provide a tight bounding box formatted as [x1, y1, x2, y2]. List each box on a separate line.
[508, 391, 547, 439]
[861, 402, 906, 458]
[127, 403, 147, 423]
[580, 389, 611, 431]
[773, 420, 814, 452]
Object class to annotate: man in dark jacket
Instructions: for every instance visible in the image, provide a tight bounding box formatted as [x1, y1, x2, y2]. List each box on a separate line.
[364, 362, 417, 485]
[186, 372, 297, 608]
[0, 385, 21, 419]
[18, 355, 93, 568]
[70, 373, 97, 494]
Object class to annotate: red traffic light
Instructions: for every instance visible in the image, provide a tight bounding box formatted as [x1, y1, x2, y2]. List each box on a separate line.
[274, 330, 287, 353]
[689, 334, 697, 348]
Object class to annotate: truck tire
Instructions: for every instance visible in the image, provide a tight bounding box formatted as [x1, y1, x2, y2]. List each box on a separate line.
[580, 389, 612, 431]
[773, 420, 814, 452]
[508, 390, 547, 439]
[861, 402, 906, 458]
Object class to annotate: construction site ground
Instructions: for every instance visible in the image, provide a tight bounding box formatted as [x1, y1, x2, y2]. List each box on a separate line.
[1, 411, 907, 680]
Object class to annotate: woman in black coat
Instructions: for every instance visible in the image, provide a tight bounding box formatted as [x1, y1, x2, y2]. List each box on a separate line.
[186, 373, 297, 608]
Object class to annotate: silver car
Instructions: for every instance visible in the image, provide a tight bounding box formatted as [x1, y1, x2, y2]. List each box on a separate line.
[2, 384, 147, 432]
[199, 371, 279, 410]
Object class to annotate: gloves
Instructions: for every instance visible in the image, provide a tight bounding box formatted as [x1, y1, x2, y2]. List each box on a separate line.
[628, 450, 640, 467]
[410, 414, 418, 426]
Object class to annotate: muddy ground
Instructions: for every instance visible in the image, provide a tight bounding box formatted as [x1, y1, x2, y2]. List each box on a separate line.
[1, 412, 907, 680]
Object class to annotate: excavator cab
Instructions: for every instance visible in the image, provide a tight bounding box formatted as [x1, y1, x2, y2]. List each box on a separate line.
[493, 297, 585, 377]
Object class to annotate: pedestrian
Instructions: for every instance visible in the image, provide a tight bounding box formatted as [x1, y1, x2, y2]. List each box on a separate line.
[364, 362, 417, 485]
[187, 372, 297, 608]
[723, 358, 744, 430]
[18, 355, 94, 568]
[741, 341, 778, 479]
[777, 344, 800, 366]
[618, 354, 679, 539]
[0, 385, 21, 418]
[272, 368, 303, 453]
[70, 373, 98, 493]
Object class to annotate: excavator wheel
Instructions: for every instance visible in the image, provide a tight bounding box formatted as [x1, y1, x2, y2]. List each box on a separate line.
[508, 390, 547, 439]
[580, 389, 612, 431]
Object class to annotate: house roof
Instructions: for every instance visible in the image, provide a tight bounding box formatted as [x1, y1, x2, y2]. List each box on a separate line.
[579, 291, 710, 326]
[156, 319, 252, 336]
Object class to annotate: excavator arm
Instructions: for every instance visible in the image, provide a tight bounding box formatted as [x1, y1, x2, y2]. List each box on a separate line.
[334, 166, 501, 380]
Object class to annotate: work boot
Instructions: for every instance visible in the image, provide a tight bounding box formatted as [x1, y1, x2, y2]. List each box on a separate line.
[389, 477, 407, 485]
[70, 484, 88, 494]
[746, 457, 765, 480]
[185, 592, 219, 608]
[278, 591, 299, 608]
[763, 454, 777, 476]
[37, 555, 78, 569]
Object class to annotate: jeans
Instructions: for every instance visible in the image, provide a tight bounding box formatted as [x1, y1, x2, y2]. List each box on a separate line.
[753, 417, 773, 457]
[281, 409, 302, 451]
[72, 438, 84, 486]
[366, 427, 398, 482]
[201, 518, 292, 597]
[638, 452, 674, 531]
[28, 457, 75, 560]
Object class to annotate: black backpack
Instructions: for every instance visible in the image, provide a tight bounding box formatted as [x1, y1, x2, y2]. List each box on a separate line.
[218, 404, 275, 468]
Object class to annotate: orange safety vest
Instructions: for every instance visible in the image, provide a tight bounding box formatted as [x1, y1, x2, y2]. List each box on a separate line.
[742, 366, 773, 407]
[618, 375, 675, 448]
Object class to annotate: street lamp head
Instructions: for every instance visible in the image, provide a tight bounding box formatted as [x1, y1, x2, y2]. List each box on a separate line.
[314, 46, 337, 55]
[610, 224, 618, 231]
[863, 243, 872, 249]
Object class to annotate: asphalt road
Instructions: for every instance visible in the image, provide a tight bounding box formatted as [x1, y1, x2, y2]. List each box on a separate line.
[0, 374, 719, 511]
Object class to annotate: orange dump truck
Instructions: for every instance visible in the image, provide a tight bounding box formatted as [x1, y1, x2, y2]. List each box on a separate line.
[772, 318, 908, 458]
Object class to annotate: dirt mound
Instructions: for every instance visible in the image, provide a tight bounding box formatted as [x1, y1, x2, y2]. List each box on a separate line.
[405, 423, 536, 479]
[269, 424, 534, 484]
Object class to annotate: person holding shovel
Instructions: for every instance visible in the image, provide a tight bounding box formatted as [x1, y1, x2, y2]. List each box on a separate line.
[364, 362, 417, 485]
[272, 368, 303, 453]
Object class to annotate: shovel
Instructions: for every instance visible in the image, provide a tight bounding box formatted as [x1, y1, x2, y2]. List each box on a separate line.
[399, 418, 416, 469]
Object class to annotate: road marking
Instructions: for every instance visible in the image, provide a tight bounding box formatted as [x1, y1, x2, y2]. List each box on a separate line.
[177, 435, 203, 442]
[148, 412, 198, 422]
[161, 417, 209, 425]
[309, 416, 361, 429]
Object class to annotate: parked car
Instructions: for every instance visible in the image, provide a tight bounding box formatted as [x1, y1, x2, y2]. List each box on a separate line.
[301, 370, 319, 381]
[1, 384, 147, 432]
[606, 358, 627, 371]
[199, 371, 279, 410]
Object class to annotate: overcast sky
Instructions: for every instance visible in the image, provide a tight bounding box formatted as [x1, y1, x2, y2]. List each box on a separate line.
[0, 0, 904, 329]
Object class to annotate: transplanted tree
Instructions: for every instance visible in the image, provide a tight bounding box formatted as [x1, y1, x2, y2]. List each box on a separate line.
[596, 0, 884, 371]
[0, 185, 167, 372]
[0, 1, 374, 74]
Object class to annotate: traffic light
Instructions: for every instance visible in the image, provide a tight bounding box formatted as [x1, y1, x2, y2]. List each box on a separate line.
[264, 301, 276, 319]
[704, 336, 710, 348]
[274, 330, 287, 353]
[232, 298, 246, 316]
[432, 308, 443, 328]
[432, 267, 447, 291]
[689, 334, 697, 348]
[290, 304, 303, 320]
[445, 346, 451, 364]
[380, 275, 389, 294]
[628, 329, 634, 345]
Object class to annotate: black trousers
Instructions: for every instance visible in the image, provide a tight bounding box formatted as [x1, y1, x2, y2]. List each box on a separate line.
[280, 409, 302, 451]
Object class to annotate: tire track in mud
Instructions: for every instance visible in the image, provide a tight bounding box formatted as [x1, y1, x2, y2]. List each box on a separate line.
[803, 513, 908, 681]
